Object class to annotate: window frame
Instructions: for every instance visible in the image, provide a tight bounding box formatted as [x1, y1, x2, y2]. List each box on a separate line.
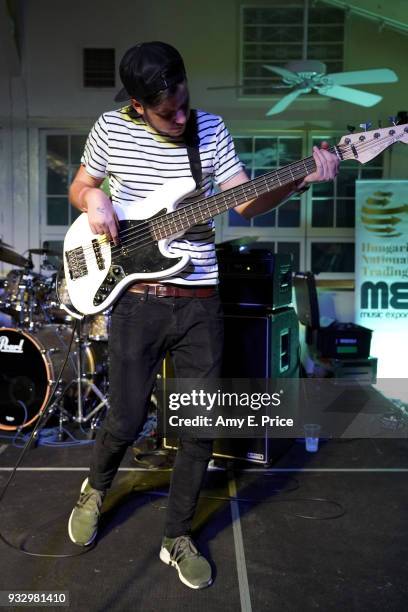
[217, 129, 308, 272]
[240, 2, 345, 98]
[39, 129, 90, 255]
[218, 127, 387, 279]
[39, 127, 386, 280]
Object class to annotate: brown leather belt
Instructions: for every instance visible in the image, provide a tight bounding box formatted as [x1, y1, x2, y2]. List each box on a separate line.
[127, 282, 217, 298]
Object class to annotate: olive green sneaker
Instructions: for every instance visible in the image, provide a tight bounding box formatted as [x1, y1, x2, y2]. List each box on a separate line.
[68, 478, 105, 546]
[160, 535, 212, 589]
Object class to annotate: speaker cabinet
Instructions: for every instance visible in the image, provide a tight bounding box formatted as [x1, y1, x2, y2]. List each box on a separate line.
[214, 306, 299, 464]
[163, 307, 300, 465]
[218, 252, 293, 309]
[222, 306, 299, 378]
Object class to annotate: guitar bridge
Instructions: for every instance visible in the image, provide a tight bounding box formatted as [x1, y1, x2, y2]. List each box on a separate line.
[65, 247, 87, 280]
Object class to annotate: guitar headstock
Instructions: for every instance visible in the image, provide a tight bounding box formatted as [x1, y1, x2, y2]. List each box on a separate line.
[337, 123, 408, 164]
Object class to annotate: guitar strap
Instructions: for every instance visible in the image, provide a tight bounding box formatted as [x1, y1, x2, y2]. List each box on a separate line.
[184, 109, 202, 189]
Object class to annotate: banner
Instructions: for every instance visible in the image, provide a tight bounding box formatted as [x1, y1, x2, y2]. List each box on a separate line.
[355, 180, 408, 382]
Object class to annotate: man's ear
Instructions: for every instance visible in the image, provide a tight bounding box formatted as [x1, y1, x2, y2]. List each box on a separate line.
[130, 98, 144, 115]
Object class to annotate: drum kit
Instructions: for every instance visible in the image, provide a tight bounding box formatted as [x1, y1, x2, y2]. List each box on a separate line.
[0, 240, 109, 435]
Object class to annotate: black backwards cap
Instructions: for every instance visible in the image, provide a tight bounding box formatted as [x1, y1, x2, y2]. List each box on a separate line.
[114, 41, 186, 103]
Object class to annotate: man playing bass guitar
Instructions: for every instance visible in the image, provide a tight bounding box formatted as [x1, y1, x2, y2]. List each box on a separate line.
[67, 41, 339, 590]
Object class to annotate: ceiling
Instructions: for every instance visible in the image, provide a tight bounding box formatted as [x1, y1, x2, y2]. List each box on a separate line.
[317, 0, 408, 35]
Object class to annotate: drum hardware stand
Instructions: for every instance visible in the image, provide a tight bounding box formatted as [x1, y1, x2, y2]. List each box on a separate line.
[14, 257, 39, 332]
[25, 388, 70, 447]
[72, 318, 109, 426]
[17, 253, 36, 331]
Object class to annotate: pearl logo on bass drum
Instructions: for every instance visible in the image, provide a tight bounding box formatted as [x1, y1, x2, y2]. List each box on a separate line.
[0, 335, 24, 354]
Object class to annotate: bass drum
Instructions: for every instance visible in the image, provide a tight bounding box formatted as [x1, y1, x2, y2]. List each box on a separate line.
[0, 325, 107, 430]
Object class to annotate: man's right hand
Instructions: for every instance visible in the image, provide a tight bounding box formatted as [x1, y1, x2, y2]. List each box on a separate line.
[69, 166, 120, 245]
[85, 189, 120, 245]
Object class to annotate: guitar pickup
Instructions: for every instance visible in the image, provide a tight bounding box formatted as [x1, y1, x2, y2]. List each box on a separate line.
[65, 247, 87, 280]
[92, 239, 106, 271]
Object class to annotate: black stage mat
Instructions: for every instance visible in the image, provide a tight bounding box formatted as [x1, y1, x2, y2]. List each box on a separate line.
[2, 436, 408, 470]
[233, 468, 407, 612]
[0, 469, 240, 612]
[0, 439, 407, 611]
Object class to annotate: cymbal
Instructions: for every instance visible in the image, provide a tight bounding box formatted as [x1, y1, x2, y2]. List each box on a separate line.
[0, 245, 30, 267]
[0, 239, 13, 248]
[29, 247, 61, 256]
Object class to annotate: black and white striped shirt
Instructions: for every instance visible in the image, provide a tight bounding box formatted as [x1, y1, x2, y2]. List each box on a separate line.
[81, 107, 243, 285]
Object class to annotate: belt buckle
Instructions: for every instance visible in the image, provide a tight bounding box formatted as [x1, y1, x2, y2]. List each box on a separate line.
[154, 284, 166, 297]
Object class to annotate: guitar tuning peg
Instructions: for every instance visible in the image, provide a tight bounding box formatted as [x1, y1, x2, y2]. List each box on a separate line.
[347, 124, 355, 133]
[359, 122, 372, 131]
[388, 115, 399, 126]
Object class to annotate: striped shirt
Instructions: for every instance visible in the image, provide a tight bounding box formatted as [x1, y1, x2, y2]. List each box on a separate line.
[81, 106, 243, 285]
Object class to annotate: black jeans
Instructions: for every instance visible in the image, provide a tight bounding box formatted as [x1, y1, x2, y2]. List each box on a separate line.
[89, 290, 224, 538]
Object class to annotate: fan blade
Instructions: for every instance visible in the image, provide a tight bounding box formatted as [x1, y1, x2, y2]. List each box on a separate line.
[318, 84, 382, 107]
[326, 68, 398, 86]
[263, 64, 300, 82]
[266, 88, 310, 116]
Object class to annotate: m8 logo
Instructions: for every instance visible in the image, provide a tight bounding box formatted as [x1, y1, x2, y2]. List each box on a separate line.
[361, 281, 408, 309]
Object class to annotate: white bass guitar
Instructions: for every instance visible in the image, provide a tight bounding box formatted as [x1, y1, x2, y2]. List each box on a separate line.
[63, 123, 408, 315]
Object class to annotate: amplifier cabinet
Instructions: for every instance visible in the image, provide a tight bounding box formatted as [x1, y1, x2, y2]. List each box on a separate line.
[222, 306, 299, 378]
[163, 307, 300, 465]
[218, 252, 293, 309]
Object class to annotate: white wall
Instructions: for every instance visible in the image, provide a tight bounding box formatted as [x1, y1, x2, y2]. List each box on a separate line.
[17, 0, 408, 127]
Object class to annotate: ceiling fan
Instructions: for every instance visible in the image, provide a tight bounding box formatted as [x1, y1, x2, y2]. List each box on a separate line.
[208, 60, 398, 116]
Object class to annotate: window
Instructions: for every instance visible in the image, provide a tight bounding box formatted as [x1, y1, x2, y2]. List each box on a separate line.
[41, 132, 88, 253]
[308, 133, 384, 275]
[220, 129, 385, 277]
[46, 134, 87, 225]
[311, 241, 355, 274]
[229, 136, 303, 229]
[222, 134, 305, 272]
[241, 3, 345, 95]
[310, 136, 384, 231]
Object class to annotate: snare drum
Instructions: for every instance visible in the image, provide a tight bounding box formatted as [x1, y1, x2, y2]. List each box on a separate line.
[0, 325, 107, 430]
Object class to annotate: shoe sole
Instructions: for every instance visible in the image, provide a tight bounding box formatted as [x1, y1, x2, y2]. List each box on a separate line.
[159, 548, 213, 590]
[68, 478, 98, 547]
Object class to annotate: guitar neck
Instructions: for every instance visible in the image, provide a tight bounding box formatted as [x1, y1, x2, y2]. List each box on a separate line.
[151, 149, 325, 240]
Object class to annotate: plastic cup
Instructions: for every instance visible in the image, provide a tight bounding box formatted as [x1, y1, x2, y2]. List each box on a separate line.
[303, 424, 321, 452]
